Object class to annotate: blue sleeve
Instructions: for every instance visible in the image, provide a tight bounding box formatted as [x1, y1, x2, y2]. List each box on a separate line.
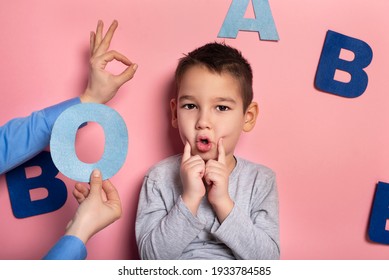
[42, 235, 87, 260]
[0, 98, 81, 174]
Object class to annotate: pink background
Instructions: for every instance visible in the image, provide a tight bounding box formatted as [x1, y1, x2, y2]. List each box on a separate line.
[1, 0, 389, 259]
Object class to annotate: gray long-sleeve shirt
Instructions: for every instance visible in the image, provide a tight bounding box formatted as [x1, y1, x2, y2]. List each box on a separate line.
[135, 154, 280, 260]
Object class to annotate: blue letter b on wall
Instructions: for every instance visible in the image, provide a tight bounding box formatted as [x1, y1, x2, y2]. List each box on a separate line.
[315, 30, 373, 98]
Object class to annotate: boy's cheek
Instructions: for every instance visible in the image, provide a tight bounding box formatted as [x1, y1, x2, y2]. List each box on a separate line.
[178, 132, 193, 148]
[178, 125, 193, 140]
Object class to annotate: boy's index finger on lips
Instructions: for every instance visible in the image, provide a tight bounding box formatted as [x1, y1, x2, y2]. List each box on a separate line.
[182, 141, 192, 163]
[217, 138, 226, 164]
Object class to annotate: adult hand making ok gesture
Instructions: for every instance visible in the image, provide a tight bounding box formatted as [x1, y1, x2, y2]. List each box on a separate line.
[80, 20, 138, 104]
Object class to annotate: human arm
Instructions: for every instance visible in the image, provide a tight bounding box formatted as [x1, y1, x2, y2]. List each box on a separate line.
[135, 144, 208, 259]
[201, 140, 279, 259]
[211, 170, 280, 260]
[135, 141, 233, 260]
[0, 98, 80, 174]
[180, 141, 207, 215]
[42, 235, 87, 260]
[135, 164, 206, 260]
[43, 169, 122, 260]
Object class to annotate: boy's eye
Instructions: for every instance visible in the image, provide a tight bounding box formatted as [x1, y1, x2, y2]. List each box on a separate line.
[216, 105, 230, 111]
[182, 104, 197, 110]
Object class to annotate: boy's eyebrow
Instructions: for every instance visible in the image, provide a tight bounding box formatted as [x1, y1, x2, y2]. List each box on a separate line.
[178, 95, 195, 102]
[178, 95, 237, 104]
[214, 97, 237, 104]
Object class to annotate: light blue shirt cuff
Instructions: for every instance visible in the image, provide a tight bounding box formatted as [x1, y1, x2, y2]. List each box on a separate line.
[43, 235, 87, 260]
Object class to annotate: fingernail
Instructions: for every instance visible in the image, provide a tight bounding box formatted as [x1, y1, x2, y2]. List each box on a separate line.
[132, 64, 138, 71]
[92, 169, 101, 177]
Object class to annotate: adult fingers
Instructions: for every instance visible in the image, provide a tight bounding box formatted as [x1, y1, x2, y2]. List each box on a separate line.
[73, 188, 86, 204]
[102, 180, 122, 219]
[94, 20, 104, 54]
[89, 169, 103, 196]
[115, 64, 138, 86]
[96, 50, 138, 85]
[94, 20, 118, 56]
[74, 182, 89, 200]
[102, 179, 121, 203]
[90, 31, 96, 56]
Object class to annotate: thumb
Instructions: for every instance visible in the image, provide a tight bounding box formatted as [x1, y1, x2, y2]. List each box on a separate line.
[89, 169, 103, 196]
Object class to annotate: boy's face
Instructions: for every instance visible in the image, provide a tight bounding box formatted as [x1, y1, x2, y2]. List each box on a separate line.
[171, 65, 257, 166]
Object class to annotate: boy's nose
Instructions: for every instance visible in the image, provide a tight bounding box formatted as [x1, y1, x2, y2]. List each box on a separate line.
[195, 111, 211, 130]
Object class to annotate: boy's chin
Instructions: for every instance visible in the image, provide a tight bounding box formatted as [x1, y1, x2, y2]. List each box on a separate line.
[195, 151, 218, 162]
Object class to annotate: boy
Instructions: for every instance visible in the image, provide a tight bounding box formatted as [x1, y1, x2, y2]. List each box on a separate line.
[135, 42, 279, 259]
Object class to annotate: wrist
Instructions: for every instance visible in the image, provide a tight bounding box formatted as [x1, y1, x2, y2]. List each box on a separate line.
[210, 197, 234, 223]
[182, 194, 203, 216]
[80, 88, 94, 103]
[65, 218, 93, 245]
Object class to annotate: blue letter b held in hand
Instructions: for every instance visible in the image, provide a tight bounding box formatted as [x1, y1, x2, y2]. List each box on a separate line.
[50, 103, 128, 182]
[315, 30, 373, 98]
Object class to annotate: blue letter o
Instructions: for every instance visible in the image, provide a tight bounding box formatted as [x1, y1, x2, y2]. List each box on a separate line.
[50, 103, 128, 182]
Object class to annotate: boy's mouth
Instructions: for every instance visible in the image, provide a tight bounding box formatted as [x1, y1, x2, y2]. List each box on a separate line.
[196, 136, 212, 152]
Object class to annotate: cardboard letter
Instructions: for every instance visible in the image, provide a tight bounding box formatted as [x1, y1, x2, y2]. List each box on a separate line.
[50, 103, 128, 182]
[5, 152, 67, 218]
[315, 30, 373, 98]
[368, 182, 389, 244]
[218, 0, 279, 41]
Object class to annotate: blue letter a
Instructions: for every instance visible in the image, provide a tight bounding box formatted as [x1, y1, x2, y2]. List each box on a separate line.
[315, 30, 373, 98]
[218, 0, 279, 41]
[5, 151, 67, 218]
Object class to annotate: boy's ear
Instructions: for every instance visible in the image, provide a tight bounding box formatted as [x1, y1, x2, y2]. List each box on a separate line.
[243, 102, 259, 132]
[170, 98, 178, 128]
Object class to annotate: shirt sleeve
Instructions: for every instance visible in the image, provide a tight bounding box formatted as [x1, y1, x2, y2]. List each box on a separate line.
[0, 98, 80, 174]
[135, 176, 205, 259]
[42, 235, 87, 260]
[211, 172, 280, 260]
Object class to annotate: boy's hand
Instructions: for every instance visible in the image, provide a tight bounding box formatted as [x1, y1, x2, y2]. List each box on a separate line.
[205, 138, 234, 223]
[80, 20, 138, 104]
[180, 142, 206, 215]
[66, 169, 122, 244]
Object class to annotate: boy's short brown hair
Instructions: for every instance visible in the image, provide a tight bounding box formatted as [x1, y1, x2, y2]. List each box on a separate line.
[175, 42, 253, 112]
